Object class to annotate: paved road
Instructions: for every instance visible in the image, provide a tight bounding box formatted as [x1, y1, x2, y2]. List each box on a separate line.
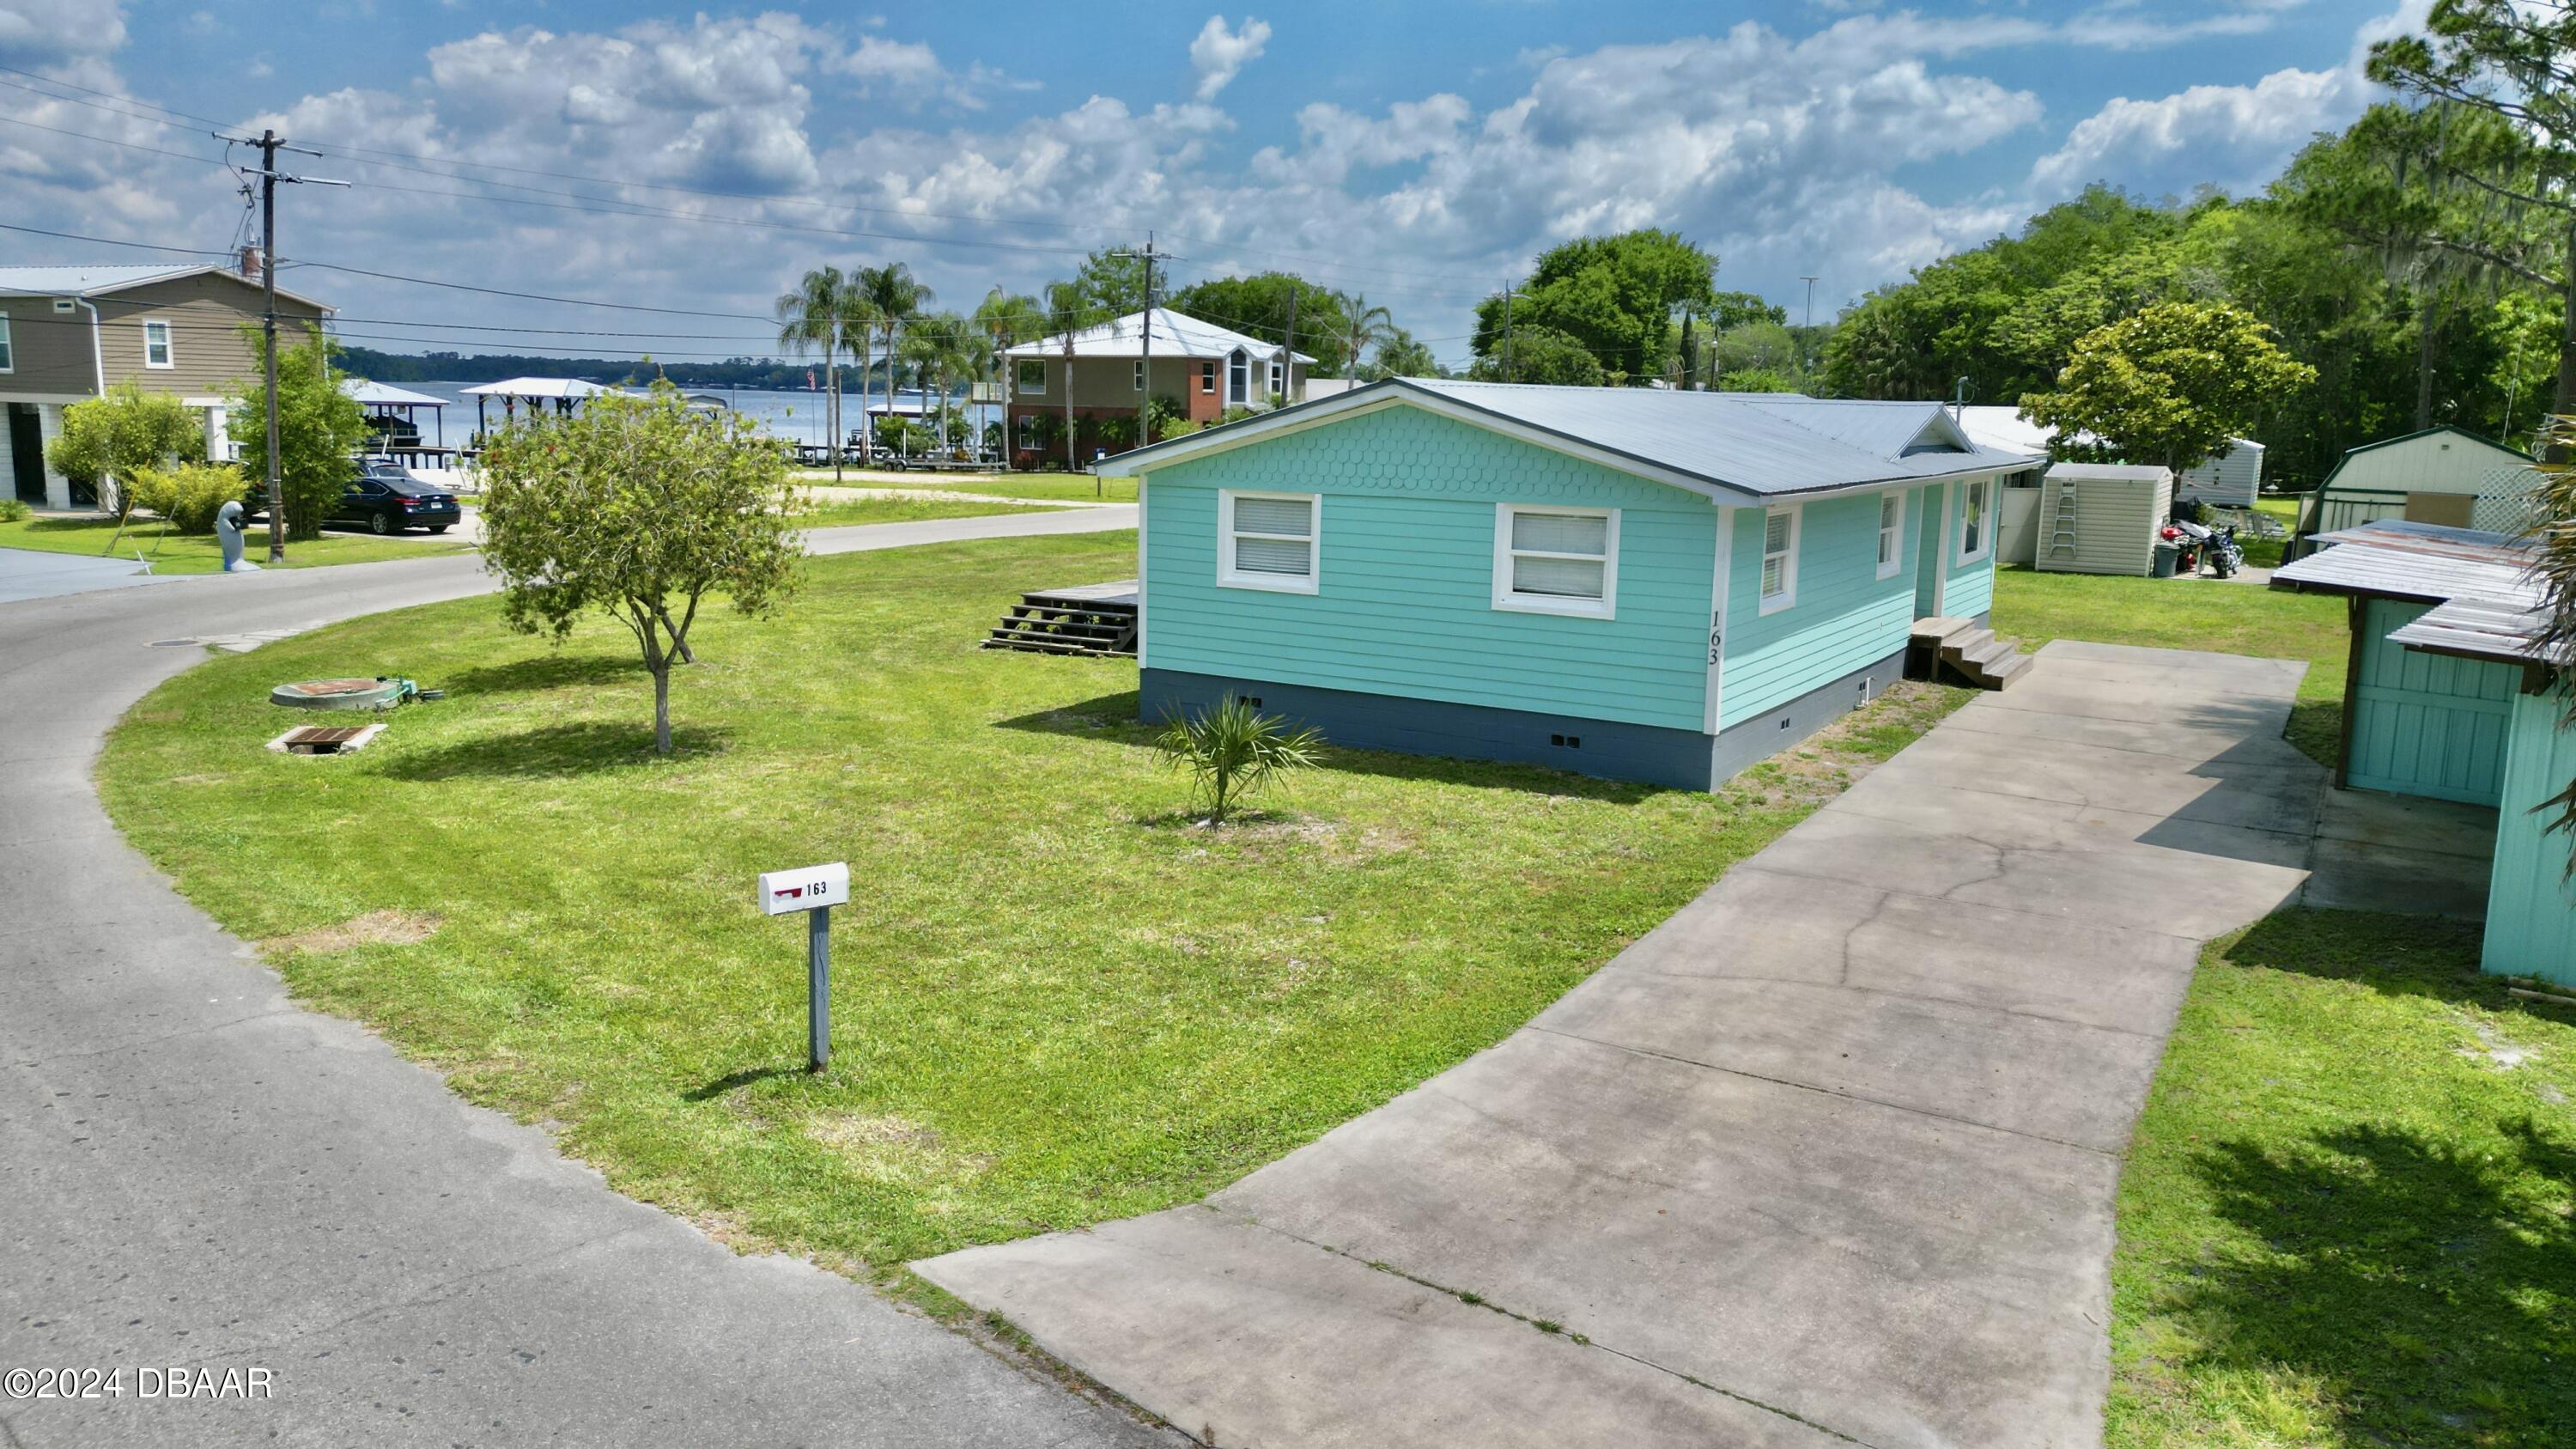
[920, 642, 2335, 1449]
[0, 506, 1157, 1447]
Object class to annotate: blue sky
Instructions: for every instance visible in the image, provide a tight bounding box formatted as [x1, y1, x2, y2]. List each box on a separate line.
[4, 0, 2425, 368]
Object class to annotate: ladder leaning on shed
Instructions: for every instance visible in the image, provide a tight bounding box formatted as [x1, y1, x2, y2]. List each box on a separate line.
[983, 581, 1139, 658]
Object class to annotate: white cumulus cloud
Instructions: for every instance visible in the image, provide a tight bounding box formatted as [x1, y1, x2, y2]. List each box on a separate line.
[1188, 15, 1270, 100]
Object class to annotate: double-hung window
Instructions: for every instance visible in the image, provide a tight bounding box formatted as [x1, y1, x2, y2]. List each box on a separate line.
[1200, 360, 1217, 395]
[1492, 504, 1618, 618]
[1016, 359, 1045, 394]
[0, 315, 13, 373]
[1874, 490, 1905, 580]
[1758, 505, 1800, 614]
[1218, 490, 1318, 594]
[1227, 350, 1249, 405]
[1955, 477, 1993, 565]
[1267, 358, 1284, 398]
[1133, 359, 1146, 391]
[143, 320, 173, 369]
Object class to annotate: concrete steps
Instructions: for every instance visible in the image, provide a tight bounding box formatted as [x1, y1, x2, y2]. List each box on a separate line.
[1911, 616, 2032, 691]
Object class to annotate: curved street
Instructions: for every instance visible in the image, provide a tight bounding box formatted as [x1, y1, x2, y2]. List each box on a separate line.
[0, 507, 1161, 1448]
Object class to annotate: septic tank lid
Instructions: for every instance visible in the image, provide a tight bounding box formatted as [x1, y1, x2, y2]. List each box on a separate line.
[271, 677, 407, 710]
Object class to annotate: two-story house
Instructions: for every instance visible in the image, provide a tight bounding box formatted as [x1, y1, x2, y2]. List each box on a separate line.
[1001, 307, 1313, 469]
[3, 259, 331, 508]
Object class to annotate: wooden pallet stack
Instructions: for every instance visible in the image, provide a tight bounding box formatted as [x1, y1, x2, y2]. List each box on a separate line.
[983, 581, 1140, 658]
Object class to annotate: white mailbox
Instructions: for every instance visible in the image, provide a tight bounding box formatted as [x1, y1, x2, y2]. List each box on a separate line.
[756, 861, 849, 916]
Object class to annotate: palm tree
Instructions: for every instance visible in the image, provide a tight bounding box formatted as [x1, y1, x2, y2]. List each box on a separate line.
[855, 263, 933, 459]
[898, 314, 970, 458]
[1337, 293, 1394, 381]
[1042, 279, 1093, 473]
[974, 288, 1047, 466]
[775, 266, 854, 481]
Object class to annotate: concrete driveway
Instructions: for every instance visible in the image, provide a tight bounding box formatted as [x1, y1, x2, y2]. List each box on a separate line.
[2, 506, 1157, 1447]
[919, 641, 2332, 1449]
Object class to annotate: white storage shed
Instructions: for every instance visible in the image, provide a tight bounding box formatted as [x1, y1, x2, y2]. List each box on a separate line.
[2306, 426, 2538, 539]
[2034, 462, 2174, 576]
[2176, 439, 2264, 508]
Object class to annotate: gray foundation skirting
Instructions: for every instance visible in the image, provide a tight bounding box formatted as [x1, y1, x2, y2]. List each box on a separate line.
[1140, 648, 1910, 792]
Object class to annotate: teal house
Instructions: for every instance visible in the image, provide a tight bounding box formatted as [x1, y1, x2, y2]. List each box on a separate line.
[2275, 521, 2576, 985]
[1097, 379, 2031, 791]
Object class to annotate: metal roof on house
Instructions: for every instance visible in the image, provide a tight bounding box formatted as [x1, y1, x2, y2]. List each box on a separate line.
[0, 262, 332, 312]
[2275, 520, 2560, 667]
[1952, 405, 2258, 468]
[1001, 307, 1314, 363]
[458, 376, 625, 399]
[341, 380, 447, 408]
[1096, 376, 2038, 501]
[2273, 519, 2542, 605]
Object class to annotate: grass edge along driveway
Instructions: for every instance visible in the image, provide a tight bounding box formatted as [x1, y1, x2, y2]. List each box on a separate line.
[98, 530, 1966, 1286]
[2109, 909, 2576, 1447]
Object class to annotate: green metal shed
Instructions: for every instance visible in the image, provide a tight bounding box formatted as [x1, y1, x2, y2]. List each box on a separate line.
[2275, 521, 2575, 986]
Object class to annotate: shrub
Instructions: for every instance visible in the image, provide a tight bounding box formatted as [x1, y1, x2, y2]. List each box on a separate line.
[130, 462, 249, 534]
[0, 498, 28, 523]
[1153, 694, 1326, 824]
[46, 383, 204, 508]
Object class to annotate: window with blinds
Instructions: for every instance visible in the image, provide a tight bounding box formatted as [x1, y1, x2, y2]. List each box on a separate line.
[1759, 505, 1800, 614]
[1492, 505, 1618, 618]
[1218, 491, 1320, 593]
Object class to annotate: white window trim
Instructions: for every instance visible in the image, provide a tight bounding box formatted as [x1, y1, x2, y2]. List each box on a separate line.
[0, 314, 13, 374]
[1953, 476, 1995, 567]
[1491, 502, 1619, 620]
[1874, 488, 1906, 581]
[1217, 488, 1320, 594]
[1015, 359, 1046, 395]
[1133, 359, 1146, 391]
[1227, 350, 1249, 405]
[1267, 357, 1284, 397]
[1757, 503, 1801, 616]
[142, 319, 174, 369]
[1200, 360, 1217, 395]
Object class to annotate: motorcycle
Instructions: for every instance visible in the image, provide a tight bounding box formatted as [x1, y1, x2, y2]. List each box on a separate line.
[2160, 518, 2243, 579]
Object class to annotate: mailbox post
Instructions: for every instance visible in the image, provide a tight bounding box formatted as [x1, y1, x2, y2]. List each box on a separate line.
[757, 861, 850, 1072]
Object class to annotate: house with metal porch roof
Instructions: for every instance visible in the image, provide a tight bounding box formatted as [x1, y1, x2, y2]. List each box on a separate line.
[1095, 378, 2035, 790]
[1002, 307, 1313, 470]
[2272, 520, 2576, 984]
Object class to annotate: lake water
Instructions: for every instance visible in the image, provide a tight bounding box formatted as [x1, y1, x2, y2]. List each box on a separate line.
[387, 381, 994, 449]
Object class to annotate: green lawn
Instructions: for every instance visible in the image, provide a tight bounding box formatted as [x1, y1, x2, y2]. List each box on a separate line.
[795, 495, 1057, 528]
[2109, 910, 2576, 1446]
[98, 532, 1966, 1275]
[1991, 566, 2348, 768]
[1, 513, 471, 573]
[792, 470, 1139, 504]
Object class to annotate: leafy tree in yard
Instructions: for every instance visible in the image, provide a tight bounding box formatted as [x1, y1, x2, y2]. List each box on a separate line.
[46, 381, 203, 517]
[1473, 229, 1717, 384]
[1153, 693, 1325, 825]
[1467, 325, 1605, 386]
[1164, 272, 1350, 375]
[228, 323, 369, 541]
[2020, 301, 2317, 473]
[1370, 327, 1441, 381]
[477, 386, 800, 755]
[2371, 2, 2576, 454]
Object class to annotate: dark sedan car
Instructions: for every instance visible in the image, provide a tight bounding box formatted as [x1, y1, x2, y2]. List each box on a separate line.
[327, 466, 462, 535]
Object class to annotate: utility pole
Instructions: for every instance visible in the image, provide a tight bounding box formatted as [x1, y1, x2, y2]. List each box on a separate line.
[228, 129, 345, 564]
[1799, 276, 1818, 331]
[1281, 287, 1298, 403]
[1109, 233, 1176, 459]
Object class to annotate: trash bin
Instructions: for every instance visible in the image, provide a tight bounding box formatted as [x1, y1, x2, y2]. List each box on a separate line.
[2152, 541, 2181, 579]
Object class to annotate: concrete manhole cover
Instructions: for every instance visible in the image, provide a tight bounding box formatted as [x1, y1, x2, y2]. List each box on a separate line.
[271, 677, 410, 709]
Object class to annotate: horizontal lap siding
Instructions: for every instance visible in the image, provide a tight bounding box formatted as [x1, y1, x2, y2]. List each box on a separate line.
[2348, 598, 2518, 805]
[1947, 477, 1998, 612]
[2483, 691, 2576, 984]
[1144, 407, 1715, 732]
[1721, 488, 1919, 730]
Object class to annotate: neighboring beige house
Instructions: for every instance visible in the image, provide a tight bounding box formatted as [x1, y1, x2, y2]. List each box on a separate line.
[1000, 307, 1312, 468]
[2, 260, 331, 508]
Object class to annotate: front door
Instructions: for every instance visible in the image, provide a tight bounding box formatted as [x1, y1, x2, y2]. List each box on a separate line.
[9, 403, 48, 504]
